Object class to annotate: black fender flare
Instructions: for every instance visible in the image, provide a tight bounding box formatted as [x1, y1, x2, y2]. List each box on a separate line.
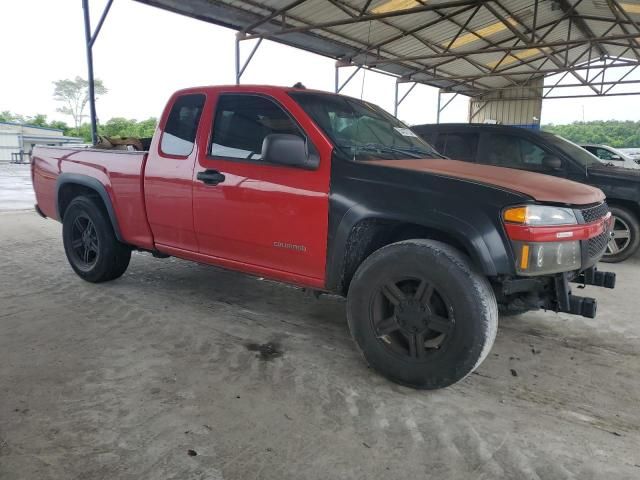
[55, 173, 124, 242]
[325, 204, 501, 292]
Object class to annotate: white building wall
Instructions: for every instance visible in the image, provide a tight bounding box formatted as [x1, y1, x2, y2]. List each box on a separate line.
[468, 78, 543, 128]
[0, 130, 21, 162]
[0, 123, 74, 163]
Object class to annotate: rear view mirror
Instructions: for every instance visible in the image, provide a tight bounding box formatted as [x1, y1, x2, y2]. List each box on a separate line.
[261, 134, 319, 170]
[543, 155, 562, 170]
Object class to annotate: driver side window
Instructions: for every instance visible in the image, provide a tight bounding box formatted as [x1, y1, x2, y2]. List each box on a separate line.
[210, 94, 303, 161]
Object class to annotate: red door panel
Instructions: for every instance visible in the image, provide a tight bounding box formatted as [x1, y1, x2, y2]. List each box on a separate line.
[192, 89, 333, 286]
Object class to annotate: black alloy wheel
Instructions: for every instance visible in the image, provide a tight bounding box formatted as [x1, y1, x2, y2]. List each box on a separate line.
[347, 239, 498, 390]
[62, 196, 131, 282]
[372, 277, 454, 360]
[69, 214, 100, 271]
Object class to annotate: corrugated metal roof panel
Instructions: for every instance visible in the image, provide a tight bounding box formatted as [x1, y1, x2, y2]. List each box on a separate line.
[134, 0, 640, 97]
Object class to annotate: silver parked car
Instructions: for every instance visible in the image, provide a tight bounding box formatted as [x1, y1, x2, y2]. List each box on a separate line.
[581, 144, 640, 170]
[619, 148, 640, 162]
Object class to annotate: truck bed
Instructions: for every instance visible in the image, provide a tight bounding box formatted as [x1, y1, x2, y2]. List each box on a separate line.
[32, 146, 155, 250]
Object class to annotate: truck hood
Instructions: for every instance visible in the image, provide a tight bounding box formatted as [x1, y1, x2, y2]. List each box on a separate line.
[371, 159, 605, 205]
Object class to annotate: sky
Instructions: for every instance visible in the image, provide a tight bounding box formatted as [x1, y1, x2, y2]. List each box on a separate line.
[1, 0, 639, 127]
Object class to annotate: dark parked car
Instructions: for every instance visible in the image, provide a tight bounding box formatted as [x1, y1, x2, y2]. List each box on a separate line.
[412, 123, 640, 262]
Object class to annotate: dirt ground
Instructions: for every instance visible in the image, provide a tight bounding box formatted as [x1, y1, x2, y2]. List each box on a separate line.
[1, 209, 639, 480]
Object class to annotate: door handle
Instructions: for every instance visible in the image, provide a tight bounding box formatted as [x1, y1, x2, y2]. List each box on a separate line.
[197, 169, 226, 185]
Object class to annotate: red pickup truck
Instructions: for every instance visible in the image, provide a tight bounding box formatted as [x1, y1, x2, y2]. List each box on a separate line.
[32, 85, 615, 389]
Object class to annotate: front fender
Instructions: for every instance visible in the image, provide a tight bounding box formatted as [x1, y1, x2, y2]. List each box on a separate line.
[324, 156, 527, 292]
[325, 204, 503, 292]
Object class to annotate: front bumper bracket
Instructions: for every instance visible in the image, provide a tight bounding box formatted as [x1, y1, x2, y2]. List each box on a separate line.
[554, 273, 598, 319]
[571, 266, 616, 289]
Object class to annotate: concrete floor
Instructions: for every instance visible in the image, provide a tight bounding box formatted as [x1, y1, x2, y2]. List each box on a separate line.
[0, 163, 34, 211]
[1, 209, 639, 479]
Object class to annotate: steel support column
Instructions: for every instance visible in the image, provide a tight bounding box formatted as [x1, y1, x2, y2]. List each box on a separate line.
[394, 80, 417, 117]
[235, 34, 263, 84]
[82, 0, 98, 145]
[334, 63, 362, 93]
[82, 0, 114, 145]
[436, 90, 458, 123]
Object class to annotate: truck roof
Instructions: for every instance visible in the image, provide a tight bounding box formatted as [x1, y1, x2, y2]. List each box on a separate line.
[170, 84, 364, 101]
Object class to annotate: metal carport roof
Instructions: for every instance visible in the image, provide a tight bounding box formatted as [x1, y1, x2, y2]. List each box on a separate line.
[132, 0, 640, 97]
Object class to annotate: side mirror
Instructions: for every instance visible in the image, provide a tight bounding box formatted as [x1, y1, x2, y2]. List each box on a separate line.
[261, 134, 319, 170]
[543, 155, 562, 170]
[610, 155, 621, 161]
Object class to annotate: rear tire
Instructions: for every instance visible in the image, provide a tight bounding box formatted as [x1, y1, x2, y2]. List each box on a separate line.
[62, 196, 131, 282]
[346, 239, 498, 390]
[602, 205, 640, 263]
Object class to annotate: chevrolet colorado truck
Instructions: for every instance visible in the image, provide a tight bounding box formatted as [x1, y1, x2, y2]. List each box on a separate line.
[32, 85, 615, 389]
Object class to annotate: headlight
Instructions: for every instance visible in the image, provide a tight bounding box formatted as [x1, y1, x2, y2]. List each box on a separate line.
[511, 240, 581, 275]
[503, 205, 577, 226]
[504, 205, 581, 276]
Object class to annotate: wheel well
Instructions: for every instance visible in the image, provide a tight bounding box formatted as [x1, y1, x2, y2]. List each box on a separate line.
[58, 183, 103, 220]
[338, 219, 474, 295]
[607, 199, 640, 221]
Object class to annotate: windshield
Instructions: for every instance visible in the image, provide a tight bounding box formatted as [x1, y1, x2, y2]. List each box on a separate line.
[290, 91, 441, 161]
[609, 146, 632, 161]
[539, 132, 602, 168]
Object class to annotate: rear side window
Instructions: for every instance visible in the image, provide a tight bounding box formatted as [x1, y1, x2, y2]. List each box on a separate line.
[210, 94, 302, 161]
[480, 133, 549, 171]
[160, 94, 205, 157]
[435, 133, 478, 161]
[593, 147, 618, 161]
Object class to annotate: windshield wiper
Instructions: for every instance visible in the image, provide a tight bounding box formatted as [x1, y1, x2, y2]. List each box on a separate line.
[393, 145, 447, 159]
[345, 143, 435, 159]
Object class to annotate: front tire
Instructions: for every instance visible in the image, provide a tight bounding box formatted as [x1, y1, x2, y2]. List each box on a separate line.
[62, 196, 131, 282]
[602, 206, 640, 263]
[346, 240, 498, 390]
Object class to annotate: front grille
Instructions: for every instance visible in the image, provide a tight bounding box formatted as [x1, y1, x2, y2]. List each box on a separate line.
[588, 229, 610, 258]
[581, 202, 609, 223]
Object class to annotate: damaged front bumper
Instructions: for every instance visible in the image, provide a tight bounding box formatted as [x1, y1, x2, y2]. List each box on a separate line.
[498, 266, 616, 319]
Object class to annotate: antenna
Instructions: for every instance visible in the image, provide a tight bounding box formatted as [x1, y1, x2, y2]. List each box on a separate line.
[353, 20, 373, 161]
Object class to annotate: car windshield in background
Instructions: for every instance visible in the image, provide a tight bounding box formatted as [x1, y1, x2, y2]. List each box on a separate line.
[539, 132, 602, 168]
[290, 92, 442, 161]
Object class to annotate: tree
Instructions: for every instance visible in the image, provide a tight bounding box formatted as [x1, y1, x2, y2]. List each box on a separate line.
[53, 76, 107, 130]
[28, 114, 49, 127]
[134, 117, 158, 138]
[102, 117, 138, 138]
[48, 120, 71, 133]
[0, 111, 26, 123]
[543, 121, 640, 148]
[102, 117, 158, 138]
